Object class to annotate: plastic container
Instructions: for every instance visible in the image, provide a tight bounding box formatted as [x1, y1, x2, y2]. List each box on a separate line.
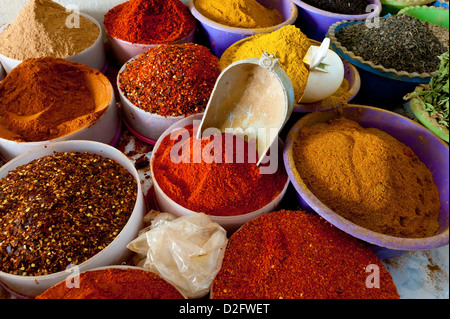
[189, 0, 298, 57]
[0, 140, 146, 298]
[381, 0, 436, 15]
[407, 93, 449, 143]
[117, 55, 185, 144]
[0, 69, 120, 162]
[107, 26, 196, 66]
[150, 114, 290, 234]
[398, 5, 450, 27]
[431, 1, 450, 9]
[328, 19, 434, 108]
[293, 0, 382, 41]
[284, 105, 449, 260]
[0, 13, 106, 74]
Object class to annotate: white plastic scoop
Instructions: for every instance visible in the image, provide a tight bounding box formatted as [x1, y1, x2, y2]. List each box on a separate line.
[301, 38, 345, 103]
[196, 52, 294, 166]
[303, 37, 331, 72]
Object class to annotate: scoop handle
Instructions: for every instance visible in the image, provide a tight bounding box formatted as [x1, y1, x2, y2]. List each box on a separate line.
[309, 38, 330, 70]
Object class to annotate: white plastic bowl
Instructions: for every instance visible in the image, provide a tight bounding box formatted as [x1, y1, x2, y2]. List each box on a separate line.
[150, 114, 290, 234]
[107, 26, 196, 66]
[117, 55, 185, 144]
[0, 13, 106, 74]
[0, 140, 146, 298]
[0, 69, 120, 162]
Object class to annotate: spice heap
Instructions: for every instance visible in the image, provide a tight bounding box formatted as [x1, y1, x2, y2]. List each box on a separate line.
[152, 125, 288, 217]
[119, 43, 220, 117]
[36, 268, 184, 299]
[104, 0, 196, 44]
[0, 57, 111, 142]
[0, 0, 99, 60]
[220, 26, 310, 103]
[302, 0, 370, 15]
[293, 118, 440, 238]
[212, 210, 400, 299]
[0, 152, 137, 276]
[194, 0, 283, 29]
[335, 14, 447, 74]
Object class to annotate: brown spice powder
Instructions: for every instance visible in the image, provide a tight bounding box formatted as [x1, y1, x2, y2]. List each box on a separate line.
[293, 118, 440, 238]
[0, 0, 99, 60]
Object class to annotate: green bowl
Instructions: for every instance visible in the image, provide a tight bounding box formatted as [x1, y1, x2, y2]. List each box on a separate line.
[381, 0, 436, 14]
[408, 95, 449, 143]
[398, 5, 450, 28]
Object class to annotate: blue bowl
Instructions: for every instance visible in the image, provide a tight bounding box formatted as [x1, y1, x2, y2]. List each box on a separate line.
[328, 19, 433, 108]
[283, 105, 449, 260]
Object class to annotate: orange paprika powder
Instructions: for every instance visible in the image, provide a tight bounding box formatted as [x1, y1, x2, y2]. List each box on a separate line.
[152, 125, 288, 217]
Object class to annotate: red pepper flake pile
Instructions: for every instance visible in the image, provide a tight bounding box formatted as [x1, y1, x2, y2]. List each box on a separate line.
[0, 152, 137, 276]
[212, 210, 400, 299]
[103, 0, 196, 44]
[119, 43, 220, 117]
[36, 268, 184, 299]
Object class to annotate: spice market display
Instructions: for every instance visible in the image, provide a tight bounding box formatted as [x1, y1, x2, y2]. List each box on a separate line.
[0, 0, 448, 302]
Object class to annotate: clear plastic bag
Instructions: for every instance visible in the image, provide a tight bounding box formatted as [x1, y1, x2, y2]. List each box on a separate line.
[127, 211, 228, 299]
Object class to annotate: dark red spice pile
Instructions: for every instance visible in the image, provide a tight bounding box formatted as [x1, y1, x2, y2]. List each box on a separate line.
[119, 43, 220, 117]
[103, 0, 196, 44]
[212, 210, 400, 299]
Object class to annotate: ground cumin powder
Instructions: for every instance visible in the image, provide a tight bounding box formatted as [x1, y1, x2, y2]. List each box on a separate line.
[0, 0, 99, 60]
[0, 57, 111, 142]
[293, 118, 440, 238]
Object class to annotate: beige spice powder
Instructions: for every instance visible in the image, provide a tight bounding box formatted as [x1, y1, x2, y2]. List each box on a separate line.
[0, 0, 99, 60]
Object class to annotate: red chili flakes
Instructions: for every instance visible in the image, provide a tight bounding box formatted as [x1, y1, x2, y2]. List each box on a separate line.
[0, 152, 137, 276]
[119, 43, 220, 117]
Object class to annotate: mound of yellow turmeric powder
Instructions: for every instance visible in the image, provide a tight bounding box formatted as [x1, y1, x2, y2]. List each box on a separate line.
[220, 26, 310, 103]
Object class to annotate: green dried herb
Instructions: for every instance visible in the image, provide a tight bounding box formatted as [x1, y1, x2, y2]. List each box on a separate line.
[404, 52, 449, 128]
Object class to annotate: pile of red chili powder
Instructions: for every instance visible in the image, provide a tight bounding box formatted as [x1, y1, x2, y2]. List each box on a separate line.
[103, 0, 196, 44]
[36, 268, 184, 299]
[212, 210, 400, 299]
[152, 125, 288, 217]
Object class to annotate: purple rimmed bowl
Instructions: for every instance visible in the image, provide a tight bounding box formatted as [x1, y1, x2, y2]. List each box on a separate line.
[189, 0, 298, 57]
[283, 104, 449, 259]
[293, 0, 382, 41]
